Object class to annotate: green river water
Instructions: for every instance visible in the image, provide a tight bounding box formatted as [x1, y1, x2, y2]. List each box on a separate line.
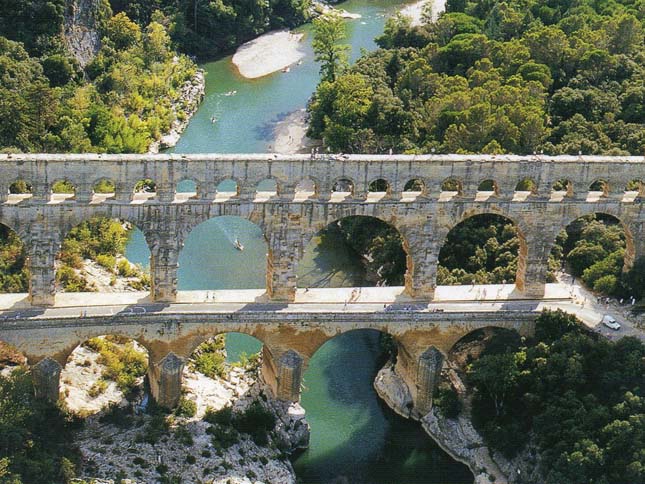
[125, 2, 474, 481]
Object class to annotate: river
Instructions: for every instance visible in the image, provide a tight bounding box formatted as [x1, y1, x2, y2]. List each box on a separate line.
[125, 1, 473, 482]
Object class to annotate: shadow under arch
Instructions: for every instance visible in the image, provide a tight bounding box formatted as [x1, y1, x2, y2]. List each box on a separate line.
[56, 216, 152, 294]
[296, 215, 409, 290]
[60, 334, 150, 416]
[178, 215, 268, 291]
[548, 212, 631, 293]
[294, 327, 472, 484]
[0, 340, 28, 369]
[437, 212, 528, 290]
[447, 326, 522, 367]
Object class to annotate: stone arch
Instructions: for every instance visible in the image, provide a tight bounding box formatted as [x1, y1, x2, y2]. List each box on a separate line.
[296, 214, 410, 290]
[447, 326, 523, 364]
[215, 178, 240, 195]
[133, 178, 156, 200]
[92, 177, 116, 194]
[403, 178, 426, 194]
[440, 177, 463, 195]
[625, 179, 643, 193]
[51, 178, 76, 201]
[0, 339, 27, 369]
[477, 179, 498, 194]
[437, 211, 529, 290]
[177, 215, 268, 292]
[551, 178, 573, 197]
[176, 177, 199, 198]
[589, 179, 609, 197]
[60, 334, 150, 415]
[295, 177, 318, 196]
[515, 177, 537, 194]
[256, 177, 279, 195]
[368, 178, 390, 193]
[8, 178, 33, 195]
[331, 177, 355, 194]
[56, 215, 152, 294]
[183, 330, 268, 361]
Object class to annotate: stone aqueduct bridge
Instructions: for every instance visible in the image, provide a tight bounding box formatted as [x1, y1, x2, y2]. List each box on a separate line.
[0, 152, 644, 411]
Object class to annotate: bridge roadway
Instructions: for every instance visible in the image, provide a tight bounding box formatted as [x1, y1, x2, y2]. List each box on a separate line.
[2, 283, 640, 412]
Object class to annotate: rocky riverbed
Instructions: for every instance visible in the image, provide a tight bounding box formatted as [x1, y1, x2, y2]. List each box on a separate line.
[64, 338, 309, 483]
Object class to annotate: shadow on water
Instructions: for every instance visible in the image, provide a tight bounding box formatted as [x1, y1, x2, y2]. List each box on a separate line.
[297, 226, 366, 289]
[293, 330, 474, 484]
[253, 110, 296, 141]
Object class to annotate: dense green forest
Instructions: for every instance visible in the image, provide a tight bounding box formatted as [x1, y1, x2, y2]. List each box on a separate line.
[465, 309, 644, 483]
[308, 0, 645, 154]
[109, 0, 312, 57]
[0, 5, 197, 154]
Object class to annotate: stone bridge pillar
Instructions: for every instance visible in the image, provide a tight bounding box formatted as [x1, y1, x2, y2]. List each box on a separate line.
[32, 357, 62, 402]
[520, 227, 552, 298]
[400, 222, 438, 300]
[150, 221, 181, 302]
[148, 352, 185, 409]
[395, 341, 446, 416]
[27, 227, 59, 306]
[262, 347, 304, 402]
[266, 213, 310, 302]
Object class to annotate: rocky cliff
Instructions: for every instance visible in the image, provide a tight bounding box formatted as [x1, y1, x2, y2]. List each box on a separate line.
[64, 0, 107, 66]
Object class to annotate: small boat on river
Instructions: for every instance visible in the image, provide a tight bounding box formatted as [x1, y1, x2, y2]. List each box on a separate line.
[233, 238, 244, 251]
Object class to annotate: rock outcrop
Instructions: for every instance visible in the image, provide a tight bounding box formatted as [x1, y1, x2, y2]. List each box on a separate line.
[64, 0, 105, 66]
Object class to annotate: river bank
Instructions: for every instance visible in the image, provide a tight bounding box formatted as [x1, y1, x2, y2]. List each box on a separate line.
[148, 68, 205, 153]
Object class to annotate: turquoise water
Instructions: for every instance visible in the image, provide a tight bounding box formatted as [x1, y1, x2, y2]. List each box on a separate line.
[124, 2, 474, 482]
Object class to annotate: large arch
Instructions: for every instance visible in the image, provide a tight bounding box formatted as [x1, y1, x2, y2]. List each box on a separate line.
[56, 216, 151, 294]
[548, 212, 631, 295]
[437, 212, 527, 291]
[296, 215, 409, 290]
[177, 215, 268, 292]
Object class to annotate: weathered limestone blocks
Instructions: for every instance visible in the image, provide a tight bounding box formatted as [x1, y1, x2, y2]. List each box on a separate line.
[32, 357, 62, 402]
[273, 349, 304, 402]
[415, 346, 445, 415]
[148, 352, 185, 408]
[374, 364, 414, 418]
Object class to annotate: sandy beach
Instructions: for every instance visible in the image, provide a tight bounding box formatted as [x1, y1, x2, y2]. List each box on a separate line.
[232, 29, 306, 79]
[400, 0, 446, 25]
[273, 109, 320, 154]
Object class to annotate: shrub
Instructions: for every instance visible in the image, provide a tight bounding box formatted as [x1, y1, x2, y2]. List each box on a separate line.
[117, 259, 136, 277]
[96, 254, 116, 272]
[191, 337, 227, 379]
[434, 385, 462, 418]
[175, 397, 197, 418]
[234, 401, 276, 445]
[204, 406, 232, 425]
[88, 379, 108, 397]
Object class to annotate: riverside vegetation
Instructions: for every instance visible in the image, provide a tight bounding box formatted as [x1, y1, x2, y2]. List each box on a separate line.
[451, 309, 645, 484]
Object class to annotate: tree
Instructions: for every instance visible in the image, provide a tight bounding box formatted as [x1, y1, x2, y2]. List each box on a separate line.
[312, 12, 349, 83]
[468, 352, 519, 416]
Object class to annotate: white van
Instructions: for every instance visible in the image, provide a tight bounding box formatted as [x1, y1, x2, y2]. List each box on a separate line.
[601, 315, 621, 330]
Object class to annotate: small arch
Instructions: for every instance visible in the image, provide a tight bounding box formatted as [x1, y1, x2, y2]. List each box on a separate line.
[477, 179, 498, 194]
[216, 179, 239, 196]
[51, 179, 76, 202]
[440, 178, 463, 200]
[176, 178, 198, 202]
[551, 178, 573, 198]
[515, 178, 537, 194]
[624, 179, 643, 202]
[368, 178, 389, 193]
[92, 178, 115, 202]
[133, 178, 156, 195]
[589, 179, 609, 198]
[60, 335, 149, 416]
[404, 179, 425, 193]
[331, 178, 354, 195]
[295, 178, 317, 201]
[257, 178, 278, 199]
[9, 179, 32, 194]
